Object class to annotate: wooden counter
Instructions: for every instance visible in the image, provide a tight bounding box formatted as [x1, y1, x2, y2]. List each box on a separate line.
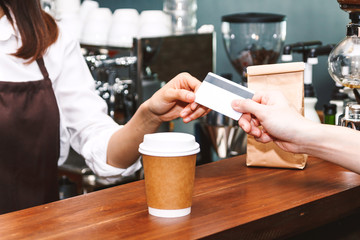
[1, 155, 360, 239]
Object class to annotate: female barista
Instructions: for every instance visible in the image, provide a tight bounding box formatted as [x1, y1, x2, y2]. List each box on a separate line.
[232, 91, 360, 174]
[0, 0, 208, 214]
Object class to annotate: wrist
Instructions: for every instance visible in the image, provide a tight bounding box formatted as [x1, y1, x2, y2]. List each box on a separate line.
[138, 100, 163, 129]
[295, 120, 326, 154]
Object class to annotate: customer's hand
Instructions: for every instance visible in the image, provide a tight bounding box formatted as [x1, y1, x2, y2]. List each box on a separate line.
[232, 91, 316, 153]
[147, 72, 209, 123]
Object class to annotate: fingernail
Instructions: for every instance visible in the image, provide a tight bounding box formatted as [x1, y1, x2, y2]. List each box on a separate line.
[183, 117, 191, 122]
[191, 102, 198, 110]
[180, 110, 187, 117]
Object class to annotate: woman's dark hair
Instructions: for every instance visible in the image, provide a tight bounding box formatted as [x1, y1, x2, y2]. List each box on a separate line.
[0, 0, 59, 63]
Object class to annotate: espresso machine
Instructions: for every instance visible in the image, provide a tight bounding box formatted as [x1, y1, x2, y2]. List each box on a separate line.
[199, 13, 287, 161]
[328, 0, 360, 130]
[82, 45, 138, 124]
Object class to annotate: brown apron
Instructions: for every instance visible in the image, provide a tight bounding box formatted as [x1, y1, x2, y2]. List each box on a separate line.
[0, 58, 60, 214]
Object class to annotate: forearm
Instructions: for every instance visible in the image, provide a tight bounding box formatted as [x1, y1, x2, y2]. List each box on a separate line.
[106, 101, 162, 169]
[299, 124, 360, 173]
[104, 73, 205, 169]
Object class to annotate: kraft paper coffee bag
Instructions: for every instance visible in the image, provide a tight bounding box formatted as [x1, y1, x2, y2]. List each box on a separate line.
[246, 62, 307, 169]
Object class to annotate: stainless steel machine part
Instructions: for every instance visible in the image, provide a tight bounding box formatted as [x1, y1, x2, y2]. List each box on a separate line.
[200, 111, 247, 159]
[339, 102, 360, 130]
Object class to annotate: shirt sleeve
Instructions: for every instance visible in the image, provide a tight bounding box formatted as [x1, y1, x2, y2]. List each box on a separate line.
[49, 28, 141, 178]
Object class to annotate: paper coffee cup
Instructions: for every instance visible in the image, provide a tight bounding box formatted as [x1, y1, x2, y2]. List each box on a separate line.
[139, 132, 200, 218]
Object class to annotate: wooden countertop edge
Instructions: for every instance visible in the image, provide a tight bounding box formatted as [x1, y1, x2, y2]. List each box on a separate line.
[202, 186, 360, 239]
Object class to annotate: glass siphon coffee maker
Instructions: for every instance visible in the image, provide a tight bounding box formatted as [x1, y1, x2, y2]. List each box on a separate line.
[221, 12, 286, 84]
[328, 0, 360, 130]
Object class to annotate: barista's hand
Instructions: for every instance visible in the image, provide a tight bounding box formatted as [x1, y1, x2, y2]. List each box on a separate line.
[108, 73, 208, 169]
[146, 72, 209, 123]
[232, 91, 317, 153]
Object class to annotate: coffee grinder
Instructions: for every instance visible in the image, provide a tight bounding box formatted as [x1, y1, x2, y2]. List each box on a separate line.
[328, 0, 360, 130]
[199, 13, 287, 161]
[222, 12, 286, 84]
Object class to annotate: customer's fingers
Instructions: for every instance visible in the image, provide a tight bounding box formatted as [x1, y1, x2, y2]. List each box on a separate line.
[232, 98, 266, 118]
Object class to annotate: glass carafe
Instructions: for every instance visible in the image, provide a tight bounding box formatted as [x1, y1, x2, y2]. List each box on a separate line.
[338, 0, 360, 12]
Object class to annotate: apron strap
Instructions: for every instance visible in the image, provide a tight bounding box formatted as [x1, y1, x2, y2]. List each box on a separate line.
[36, 57, 49, 79]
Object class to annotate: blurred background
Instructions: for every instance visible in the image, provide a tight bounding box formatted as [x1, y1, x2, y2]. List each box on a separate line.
[95, 0, 349, 110]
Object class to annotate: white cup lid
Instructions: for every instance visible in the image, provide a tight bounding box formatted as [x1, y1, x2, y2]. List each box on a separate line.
[139, 132, 200, 157]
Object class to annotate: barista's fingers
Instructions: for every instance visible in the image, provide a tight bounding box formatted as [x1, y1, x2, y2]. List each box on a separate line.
[189, 102, 211, 116]
[181, 105, 209, 123]
[192, 106, 208, 118]
[180, 105, 193, 118]
[190, 102, 199, 111]
[199, 108, 212, 118]
[180, 103, 204, 118]
[180, 102, 196, 117]
[204, 108, 212, 115]
[166, 88, 195, 104]
[171, 72, 202, 92]
[182, 102, 198, 116]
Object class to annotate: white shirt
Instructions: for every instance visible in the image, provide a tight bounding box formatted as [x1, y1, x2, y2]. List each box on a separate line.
[0, 15, 141, 179]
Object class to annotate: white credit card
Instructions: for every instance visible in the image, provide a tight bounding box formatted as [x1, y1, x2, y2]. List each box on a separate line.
[195, 72, 254, 120]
